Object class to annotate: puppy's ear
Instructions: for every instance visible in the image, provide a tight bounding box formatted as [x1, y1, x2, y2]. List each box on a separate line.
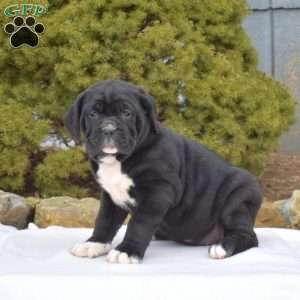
[64, 92, 86, 144]
[138, 88, 160, 134]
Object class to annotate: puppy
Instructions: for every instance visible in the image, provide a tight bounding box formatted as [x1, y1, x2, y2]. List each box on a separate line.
[64, 80, 262, 264]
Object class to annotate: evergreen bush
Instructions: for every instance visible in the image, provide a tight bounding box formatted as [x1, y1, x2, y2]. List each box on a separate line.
[34, 147, 90, 197]
[0, 101, 49, 191]
[0, 0, 296, 196]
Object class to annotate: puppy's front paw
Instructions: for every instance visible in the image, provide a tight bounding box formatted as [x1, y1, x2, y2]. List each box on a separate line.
[208, 243, 228, 259]
[70, 242, 111, 258]
[106, 249, 140, 264]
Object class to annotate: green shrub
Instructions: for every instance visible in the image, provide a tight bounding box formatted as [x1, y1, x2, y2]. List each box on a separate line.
[0, 101, 49, 191]
[34, 147, 90, 198]
[0, 0, 296, 196]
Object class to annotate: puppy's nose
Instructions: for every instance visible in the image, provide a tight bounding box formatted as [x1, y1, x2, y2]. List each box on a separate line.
[101, 121, 117, 137]
[103, 127, 116, 137]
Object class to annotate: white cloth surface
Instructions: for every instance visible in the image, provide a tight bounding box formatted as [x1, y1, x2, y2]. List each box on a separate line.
[0, 224, 300, 300]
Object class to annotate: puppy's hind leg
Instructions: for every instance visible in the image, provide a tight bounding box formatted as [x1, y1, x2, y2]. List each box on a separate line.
[209, 186, 262, 259]
[153, 229, 169, 241]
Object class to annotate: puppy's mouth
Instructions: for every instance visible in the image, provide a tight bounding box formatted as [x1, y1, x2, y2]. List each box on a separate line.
[102, 145, 118, 154]
[101, 139, 118, 154]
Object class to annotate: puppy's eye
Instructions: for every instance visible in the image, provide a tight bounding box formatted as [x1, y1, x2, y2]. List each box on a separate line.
[120, 109, 132, 118]
[88, 110, 98, 119]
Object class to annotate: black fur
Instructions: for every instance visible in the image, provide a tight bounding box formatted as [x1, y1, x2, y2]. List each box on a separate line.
[64, 80, 262, 261]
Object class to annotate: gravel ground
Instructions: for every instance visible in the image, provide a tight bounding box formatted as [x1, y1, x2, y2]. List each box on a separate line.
[259, 152, 300, 201]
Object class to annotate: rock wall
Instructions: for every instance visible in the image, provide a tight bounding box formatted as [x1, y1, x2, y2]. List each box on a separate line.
[1, 190, 300, 230]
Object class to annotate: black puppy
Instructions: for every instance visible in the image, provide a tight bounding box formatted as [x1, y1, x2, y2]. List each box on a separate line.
[64, 80, 262, 264]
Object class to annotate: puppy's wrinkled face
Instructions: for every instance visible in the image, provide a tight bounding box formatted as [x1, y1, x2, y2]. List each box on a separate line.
[84, 92, 139, 160]
[64, 80, 159, 162]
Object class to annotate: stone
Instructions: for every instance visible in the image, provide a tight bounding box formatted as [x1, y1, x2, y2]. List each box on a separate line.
[289, 190, 300, 228]
[34, 196, 100, 228]
[275, 190, 300, 229]
[25, 197, 41, 209]
[0, 190, 33, 229]
[255, 199, 288, 228]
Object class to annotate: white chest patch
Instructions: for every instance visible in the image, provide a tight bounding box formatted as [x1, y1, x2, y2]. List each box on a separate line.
[96, 155, 136, 209]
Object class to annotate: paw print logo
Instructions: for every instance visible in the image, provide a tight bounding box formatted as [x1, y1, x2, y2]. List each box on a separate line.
[4, 16, 44, 48]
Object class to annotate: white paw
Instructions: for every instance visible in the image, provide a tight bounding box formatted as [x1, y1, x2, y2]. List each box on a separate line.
[106, 249, 140, 264]
[209, 244, 227, 259]
[70, 242, 111, 258]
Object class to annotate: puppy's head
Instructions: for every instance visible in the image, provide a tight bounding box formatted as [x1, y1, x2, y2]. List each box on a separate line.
[64, 80, 159, 161]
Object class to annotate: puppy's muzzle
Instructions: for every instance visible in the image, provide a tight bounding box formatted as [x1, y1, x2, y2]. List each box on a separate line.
[101, 120, 117, 137]
[101, 120, 118, 154]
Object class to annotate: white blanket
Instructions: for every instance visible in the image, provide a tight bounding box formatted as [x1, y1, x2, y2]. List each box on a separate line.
[0, 224, 300, 300]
